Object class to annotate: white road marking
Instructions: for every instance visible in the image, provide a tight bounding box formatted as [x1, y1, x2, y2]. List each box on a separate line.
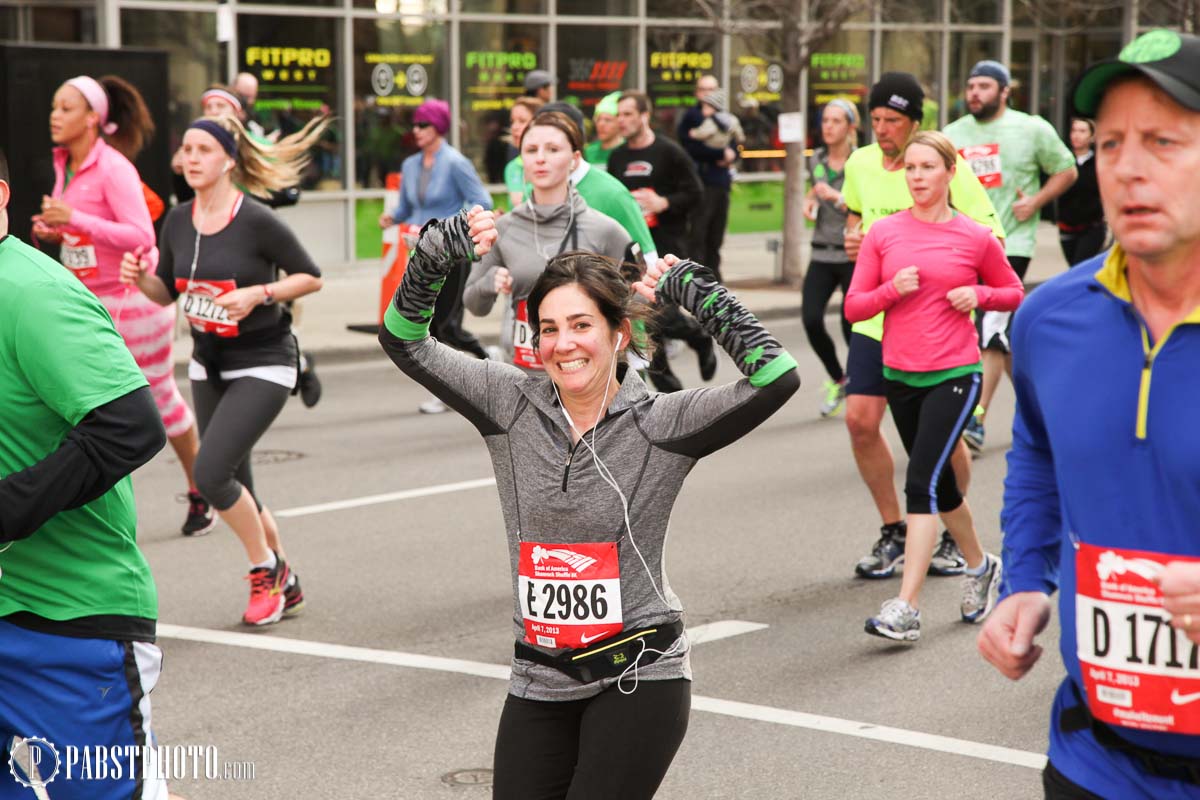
[686, 620, 769, 644]
[274, 477, 497, 518]
[157, 622, 1045, 770]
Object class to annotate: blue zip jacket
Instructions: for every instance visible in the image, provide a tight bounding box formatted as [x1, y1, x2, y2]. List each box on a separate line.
[1001, 245, 1200, 798]
[389, 142, 492, 226]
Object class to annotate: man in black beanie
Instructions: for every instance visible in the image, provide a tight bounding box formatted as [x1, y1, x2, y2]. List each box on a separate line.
[837, 71, 1004, 589]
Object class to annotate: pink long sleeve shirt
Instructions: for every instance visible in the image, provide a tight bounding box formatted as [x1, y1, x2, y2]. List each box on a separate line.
[51, 139, 156, 297]
[844, 210, 1023, 373]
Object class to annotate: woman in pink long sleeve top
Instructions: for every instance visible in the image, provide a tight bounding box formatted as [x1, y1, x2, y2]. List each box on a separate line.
[845, 130, 1023, 644]
[33, 74, 212, 537]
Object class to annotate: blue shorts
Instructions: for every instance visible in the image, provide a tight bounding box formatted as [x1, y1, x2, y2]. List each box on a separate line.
[0, 619, 167, 800]
[845, 332, 886, 397]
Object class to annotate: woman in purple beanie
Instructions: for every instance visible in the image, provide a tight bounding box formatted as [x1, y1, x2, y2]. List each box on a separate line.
[378, 98, 494, 412]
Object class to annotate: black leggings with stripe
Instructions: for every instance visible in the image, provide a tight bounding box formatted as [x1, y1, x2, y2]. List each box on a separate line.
[885, 373, 980, 515]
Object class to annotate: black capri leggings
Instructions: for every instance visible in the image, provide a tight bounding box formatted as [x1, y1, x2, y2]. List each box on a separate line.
[885, 373, 981, 515]
[492, 678, 691, 800]
[192, 376, 291, 510]
[801, 259, 853, 382]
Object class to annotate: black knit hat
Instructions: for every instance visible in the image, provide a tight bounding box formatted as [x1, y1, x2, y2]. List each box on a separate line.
[868, 72, 924, 122]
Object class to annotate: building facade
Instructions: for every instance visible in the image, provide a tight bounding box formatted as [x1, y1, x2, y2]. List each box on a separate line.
[0, 0, 1186, 266]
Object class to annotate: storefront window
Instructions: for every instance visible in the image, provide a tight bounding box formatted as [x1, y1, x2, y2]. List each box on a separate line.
[881, 30, 941, 130]
[952, 0, 1000, 24]
[458, 21, 547, 179]
[121, 10, 222, 163]
[1140, 0, 1185, 27]
[557, 0, 636, 15]
[947, 32, 1001, 122]
[238, 15, 343, 190]
[807, 30, 870, 151]
[32, 6, 95, 43]
[556, 23, 636, 131]
[354, 0, 447, 10]
[881, 0, 941, 24]
[645, 27, 721, 140]
[461, 0, 546, 12]
[731, 33, 785, 173]
[353, 18, 449, 188]
[647, 0, 707, 18]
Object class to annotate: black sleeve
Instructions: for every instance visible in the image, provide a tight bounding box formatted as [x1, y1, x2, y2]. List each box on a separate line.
[156, 207, 181, 299]
[0, 386, 166, 542]
[664, 145, 704, 214]
[255, 204, 321, 278]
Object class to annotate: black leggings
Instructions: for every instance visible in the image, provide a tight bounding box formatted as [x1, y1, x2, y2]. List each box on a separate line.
[433, 260, 488, 360]
[1043, 761, 1105, 799]
[1059, 224, 1107, 267]
[801, 259, 853, 381]
[492, 679, 691, 800]
[647, 303, 711, 394]
[192, 376, 291, 510]
[885, 373, 980, 515]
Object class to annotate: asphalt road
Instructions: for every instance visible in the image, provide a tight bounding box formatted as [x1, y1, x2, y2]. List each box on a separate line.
[129, 317, 1064, 799]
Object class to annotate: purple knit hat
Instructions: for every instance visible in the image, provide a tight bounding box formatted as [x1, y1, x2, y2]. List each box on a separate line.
[413, 99, 450, 135]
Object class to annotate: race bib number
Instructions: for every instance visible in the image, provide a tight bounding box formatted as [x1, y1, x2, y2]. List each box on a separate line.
[177, 278, 239, 337]
[959, 144, 1003, 189]
[59, 231, 98, 280]
[519, 540, 622, 650]
[512, 299, 544, 370]
[1075, 542, 1200, 734]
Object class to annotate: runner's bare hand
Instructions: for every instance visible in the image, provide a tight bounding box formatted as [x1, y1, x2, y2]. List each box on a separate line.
[119, 246, 150, 286]
[977, 592, 1052, 680]
[493, 267, 513, 295]
[893, 266, 920, 296]
[39, 196, 72, 226]
[466, 205, 497, 257]
[946, 286, 978, 313]
[1159, 561, 1200, 645]
[214, 287, 265, 322]
[1012, 188, 1038, 222]
[632, 254, 674, 303]
[31, 218, 62, 244]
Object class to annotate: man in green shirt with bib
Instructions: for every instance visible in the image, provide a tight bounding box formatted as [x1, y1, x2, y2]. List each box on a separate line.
[841, 72, 1005, 584]
[944, 60, 1077, 452]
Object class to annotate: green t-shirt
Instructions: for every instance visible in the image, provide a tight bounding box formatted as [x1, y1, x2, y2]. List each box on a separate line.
[943, 108, 1075, 258]
[841, 143, 1005, 340]
[0, 236, 157, 623]
[575, 165, 658, 262]
[583, 139, 621, 171]
[504, 156, 525, 197]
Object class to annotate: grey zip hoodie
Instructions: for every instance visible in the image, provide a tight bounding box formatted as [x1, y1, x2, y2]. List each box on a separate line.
[463, 189, 630, 368]
[380, 212, 799, 701]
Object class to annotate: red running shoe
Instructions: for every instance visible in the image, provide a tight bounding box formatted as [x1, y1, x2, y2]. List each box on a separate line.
[243, 556, 290, 626]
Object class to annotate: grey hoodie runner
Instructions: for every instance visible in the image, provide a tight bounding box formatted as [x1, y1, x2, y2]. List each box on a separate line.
[463, 189, 630, 368]
[380, 212, 799, 702]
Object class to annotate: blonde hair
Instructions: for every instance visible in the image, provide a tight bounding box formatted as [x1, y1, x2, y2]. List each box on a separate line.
[207, 114, 333, 198]
[904, 130, 958, 171]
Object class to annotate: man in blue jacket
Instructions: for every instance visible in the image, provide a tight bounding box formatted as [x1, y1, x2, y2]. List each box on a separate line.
[978, 29, 1200, 798]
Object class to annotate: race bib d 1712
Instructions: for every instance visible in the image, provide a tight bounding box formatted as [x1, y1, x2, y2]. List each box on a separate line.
[959, 143, 1003, 189]
[177, 278, 239, 337]
[59, 230, 98, 280]
[519, 540, 622, 650]
[512, 299, 544, 370]
[1075, 542, 1200, 734]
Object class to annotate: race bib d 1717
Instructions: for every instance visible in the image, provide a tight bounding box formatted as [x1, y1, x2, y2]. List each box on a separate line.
[519, 540, 622, 651]
[1075, 542, 1200, 734]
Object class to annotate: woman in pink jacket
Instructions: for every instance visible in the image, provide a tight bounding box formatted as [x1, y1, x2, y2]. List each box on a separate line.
[32, 74, 212, 536]
[845, 130, 1023, 644]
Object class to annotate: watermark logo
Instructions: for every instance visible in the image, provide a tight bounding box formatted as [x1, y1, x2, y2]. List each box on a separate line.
[8, 737, 61, 790]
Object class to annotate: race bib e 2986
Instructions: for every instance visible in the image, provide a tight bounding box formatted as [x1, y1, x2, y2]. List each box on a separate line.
[519, 540, 622, 650]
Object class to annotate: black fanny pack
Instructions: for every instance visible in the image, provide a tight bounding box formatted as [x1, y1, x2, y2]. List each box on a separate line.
[514, 620, 684, 685]
[1060, 682, 1200, 786]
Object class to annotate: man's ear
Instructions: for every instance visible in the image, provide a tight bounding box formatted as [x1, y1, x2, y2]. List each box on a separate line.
[0, 180, 10, 216]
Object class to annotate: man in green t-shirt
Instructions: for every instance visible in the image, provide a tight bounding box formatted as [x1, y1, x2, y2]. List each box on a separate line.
[944, 60, 1077, 452]
[0, 148, 171, 797]
[840, 72, 1005, 584]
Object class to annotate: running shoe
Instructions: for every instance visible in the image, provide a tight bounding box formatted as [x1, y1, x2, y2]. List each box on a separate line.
[299, 352, 322, 408]
[182, 490, 216, 537]
[961, 554, 1003, 623]
[283, 571, 305, 617]
[865, 598, 921, 642]
[419, 396, 448, 414]
[819, 379, 847, 417]
[695, 337, 718, 382]
[855, 526, 906, 579]
[243, 555, 291, 626]
[928, 531, 967, 576]
[963, 410, 985, 454]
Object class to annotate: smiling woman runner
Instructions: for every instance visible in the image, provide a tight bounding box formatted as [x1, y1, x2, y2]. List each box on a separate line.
[120, 114, 328, 626]
[380, 207, 798, 799]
